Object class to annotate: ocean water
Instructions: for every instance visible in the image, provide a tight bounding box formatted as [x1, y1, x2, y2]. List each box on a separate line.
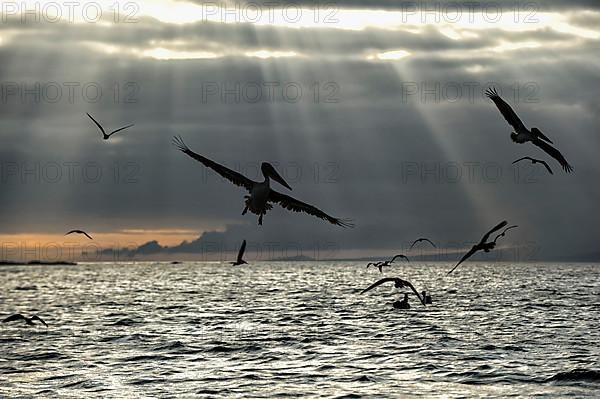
[1, 262, 599, 398]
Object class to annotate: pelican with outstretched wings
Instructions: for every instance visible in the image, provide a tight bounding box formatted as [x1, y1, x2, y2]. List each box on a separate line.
[367, 261, 389, 274]
[485, 88, 573, 173]
[87, 113, 134, 140]
[65, 230, 93, 240]
[447, 220, 508, 275]
[409, 238, 436, 249]
[231, 240, 248, 266]
[3, 314, 48, 327]
[173, 136, 353, 227]
[512, 157, 553, 175]
[360, 277, 425, 306]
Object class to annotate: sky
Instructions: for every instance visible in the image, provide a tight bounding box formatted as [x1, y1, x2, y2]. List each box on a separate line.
[1, 0, 599, 262]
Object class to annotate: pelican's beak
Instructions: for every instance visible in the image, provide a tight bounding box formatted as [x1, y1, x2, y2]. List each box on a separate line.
[263, 163, 292, 190]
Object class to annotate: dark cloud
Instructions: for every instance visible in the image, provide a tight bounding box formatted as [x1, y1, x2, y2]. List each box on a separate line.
[0, 4, 599, 260]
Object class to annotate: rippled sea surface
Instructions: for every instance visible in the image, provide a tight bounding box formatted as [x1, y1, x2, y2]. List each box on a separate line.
[1, 262, 599, 398]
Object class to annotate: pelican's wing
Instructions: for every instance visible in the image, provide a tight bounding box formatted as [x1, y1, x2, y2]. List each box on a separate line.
[65, 230, 78, 236]
[86, 113, 105, 135]
[480, 220, 508, 244]
[267, 190, 354, 228]
[360, 277, 397, 294]
[31, 315, 48, 327]
[531, 138, 573, 173]
[237, 240, 247, 262]
[172, 136, 255, 191]
[400, 279, 425, 306]
[108, 123, 135, 137]
[82, 231, 93, 240]
[2, 314, 26, 323]
[485, 88, 527, 132]
[447, 247, 478, 275]
[531, 128, 553, 144]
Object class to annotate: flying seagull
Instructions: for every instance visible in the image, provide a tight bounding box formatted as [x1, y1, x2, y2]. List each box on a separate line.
[447, 220, 508, 275]
[512, 156, 553, 175]
[3, 314, 47, 327]
[493, 225, 518, 243]
[409, 238, 436, 250]
[65, 230, 93, 240]
[360, 277, 426, 306]
[231, 240, 248, 266]
[87, 113, 134, 140]
[173, 136, 353, 227]
[486, 88, 573, 173]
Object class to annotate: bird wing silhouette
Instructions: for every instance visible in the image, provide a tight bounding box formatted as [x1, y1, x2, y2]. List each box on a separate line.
[360, 277, 397, 294]
[486, 88, 527, 132]
[108, 123, 135, 137]
[31, 315, 48, 327]
[267, 190, 354, 228]
[531, 138, 573, 173]
[172, 136, 255, 191]
[86, 113, 105, 135]
[2, 314, 26, 323]
[480, 220, 508, 244]
[447, 247, 478, 275]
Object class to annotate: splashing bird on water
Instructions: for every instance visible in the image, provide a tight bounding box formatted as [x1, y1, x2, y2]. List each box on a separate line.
[447, 220, 508, 275]
[3, 314, 47, 327]
[360, 277, 426, 306]
[87, 113, 134, 140]
[486, 88, 573, 173]
[173, 136, 353, 227]
[409, 238, 436, 249]
[65, 230, 93, 240]
[512, 157, 553, 175]
[231, 240, 248, 266]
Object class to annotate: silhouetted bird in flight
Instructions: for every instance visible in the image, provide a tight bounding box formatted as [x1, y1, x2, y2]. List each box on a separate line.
[361, 277, 426, 306]
[390, 254, 410, 263]
[512, 156, 553, 175]
[87, 113, 134, 140]
[173, 136, 353, 227]
[3, 314, 47, 327]
[447, 220, 508, 275]
[231, 240, 248, 266]
[486, 88, 573, 173]
[65, 230, 93, 240]
[409, 238, 436, 249]
[367, 261, 390, 274]
[493, 225, 518, 244]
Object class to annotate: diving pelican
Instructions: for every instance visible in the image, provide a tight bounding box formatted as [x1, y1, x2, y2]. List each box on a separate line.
[512, 156, 553, 175]
[87, 113, 134, 140]
[173, 136, 353, 227]
[485, 88, 573, 173]
[493, 225, 518, 244]
[3, 314, 47, 327]
[65, 230, 93, 240]
[231, 240, 248, 266]
[409, 238, 436, 250]
[361, 277, 425, 306]
[447, 220, 508, 275]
